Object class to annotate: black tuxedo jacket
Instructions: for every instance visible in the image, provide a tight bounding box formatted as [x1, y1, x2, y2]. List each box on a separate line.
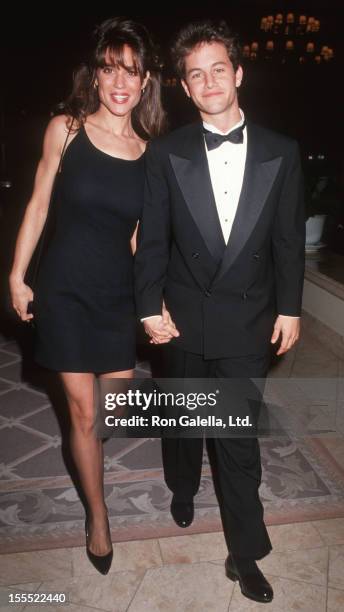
[135, 120, 305, 359]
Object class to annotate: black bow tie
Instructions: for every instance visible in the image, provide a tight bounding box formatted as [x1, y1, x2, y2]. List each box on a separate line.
[203, 121, 246, 151]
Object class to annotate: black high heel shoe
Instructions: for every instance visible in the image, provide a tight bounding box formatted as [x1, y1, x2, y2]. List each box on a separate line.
[85, 517, 113, 575]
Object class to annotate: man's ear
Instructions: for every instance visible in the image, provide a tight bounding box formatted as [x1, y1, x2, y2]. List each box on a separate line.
[235, 65, 243, 88]
[181, 78, 191, 98]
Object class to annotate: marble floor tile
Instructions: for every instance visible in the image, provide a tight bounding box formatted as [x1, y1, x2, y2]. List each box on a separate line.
[0, 341, 21, 356]
[267, 522, 325, 552]
[258, 546, 328, 586]
[228, 575, 326, 611]
[36, 570, 145, 612]
[338, 360, 344, 376]
[5, 583, 41, 591]
[328, 544, 344, 589]
[294, 344, 337, 364]
[72, 538, 162, 577]
[0, 586, 26, 611]
[0, 362, 23, 383]
[316, 437, 344, 468]
[335, 386, 344, 433]
[112, 538, 162, 573]
[0, 549, 73, 586]
[327, 587, 344, 611]
[22, 604, 103, 612]
[291, 359, 339, 378]
[312, 517, 344, 545]
[0, 378, 12, 393]
[292, 334, 338, 359]
[127, 562, 234, 612]
[158, 532, 227, 565]
[268, 362, 294, 378]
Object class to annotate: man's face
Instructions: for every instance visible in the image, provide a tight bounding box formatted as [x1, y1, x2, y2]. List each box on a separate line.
[181, 41, 243, 119]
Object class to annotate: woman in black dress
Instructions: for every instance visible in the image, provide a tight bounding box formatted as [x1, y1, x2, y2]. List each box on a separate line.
[9, 17, 166, 574]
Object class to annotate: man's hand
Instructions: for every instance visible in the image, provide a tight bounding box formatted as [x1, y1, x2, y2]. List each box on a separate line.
[143, 303, 180, 344]
[271, 315, 300, 355]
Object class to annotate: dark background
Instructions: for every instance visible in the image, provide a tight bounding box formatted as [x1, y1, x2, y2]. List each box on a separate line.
[1, 3, 342, 150]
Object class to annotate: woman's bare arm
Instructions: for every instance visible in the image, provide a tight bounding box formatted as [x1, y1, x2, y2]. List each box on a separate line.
[9, 115, 72, 320]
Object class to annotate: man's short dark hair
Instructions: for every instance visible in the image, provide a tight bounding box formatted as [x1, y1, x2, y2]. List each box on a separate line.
[171, 19, 242, 79]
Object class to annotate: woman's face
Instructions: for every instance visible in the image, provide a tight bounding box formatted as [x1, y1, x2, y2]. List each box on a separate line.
[95, 45, 150, 117]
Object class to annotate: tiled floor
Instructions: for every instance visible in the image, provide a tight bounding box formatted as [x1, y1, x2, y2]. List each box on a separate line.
[1, 519, 344, 611]
[1, 320, 344, 610]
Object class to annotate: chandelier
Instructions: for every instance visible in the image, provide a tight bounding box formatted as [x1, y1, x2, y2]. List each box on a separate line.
[243, 13, 335, 64]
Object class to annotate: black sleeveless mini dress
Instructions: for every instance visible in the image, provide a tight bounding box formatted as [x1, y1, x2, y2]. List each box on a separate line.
[34, 125, 144, 372]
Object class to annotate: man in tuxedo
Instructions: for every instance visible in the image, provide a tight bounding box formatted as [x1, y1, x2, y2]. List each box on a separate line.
[135, 20, 305, 604]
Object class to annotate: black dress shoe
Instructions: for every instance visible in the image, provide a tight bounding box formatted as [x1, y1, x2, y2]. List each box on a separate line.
[225, 553, 273, 603]
[170, 496, 194, 528]
[85, 518, 113, 575]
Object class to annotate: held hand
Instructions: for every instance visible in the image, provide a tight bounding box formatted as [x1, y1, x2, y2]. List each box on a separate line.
[162, 301, 180, 338]
[271, 315, 300, 355]
[9, 278, 34, 322]
[143, 305, 180, 345]
[143, 315, 173, 345]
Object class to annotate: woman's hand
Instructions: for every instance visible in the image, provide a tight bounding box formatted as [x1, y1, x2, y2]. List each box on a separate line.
[9, 277, 34, 322]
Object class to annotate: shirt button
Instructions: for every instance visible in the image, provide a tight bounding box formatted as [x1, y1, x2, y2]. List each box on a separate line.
[224, 191, 228, 194]
[225, 161, 228, 165]
[253, 253, 260, 259]
[242, 292, 248, 300]
[192, 252, 200, 259]
[205, 289, 212, 297]
[225, 219, 228, 222]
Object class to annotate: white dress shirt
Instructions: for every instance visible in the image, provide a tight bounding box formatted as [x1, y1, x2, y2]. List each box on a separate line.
[203, 108, 246, 244]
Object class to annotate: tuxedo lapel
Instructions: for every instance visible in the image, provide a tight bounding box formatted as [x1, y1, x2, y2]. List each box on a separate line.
[169, 122, 282, 278]
[214, 124, 282, 282]
[169, 123, 225, 264]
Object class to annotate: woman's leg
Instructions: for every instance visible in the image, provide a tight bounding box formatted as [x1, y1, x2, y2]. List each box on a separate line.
[98, 368, 134, 379]
[60, 371, 111, 555]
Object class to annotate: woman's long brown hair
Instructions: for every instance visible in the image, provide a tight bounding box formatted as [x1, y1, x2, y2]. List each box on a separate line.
[64, 17, 167, 139]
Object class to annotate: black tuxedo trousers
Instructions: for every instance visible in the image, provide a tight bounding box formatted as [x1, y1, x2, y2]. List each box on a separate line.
[161, 344, 272, 560]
